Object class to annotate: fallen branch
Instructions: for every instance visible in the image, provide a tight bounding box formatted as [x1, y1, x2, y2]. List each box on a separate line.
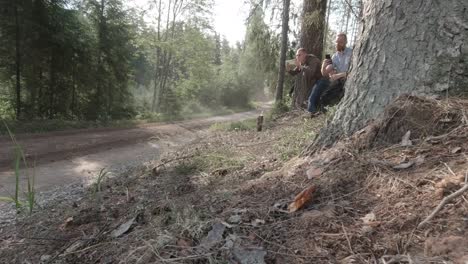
[418, 183, 468, 228]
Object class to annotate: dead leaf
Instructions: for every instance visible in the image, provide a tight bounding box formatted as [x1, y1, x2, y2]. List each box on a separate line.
[177, 239, 192, 256]
[415, 155, 425, 166]
[401, 130, 412, 147]
[361, 212, 381, 227]
[393, 161, 415, 170]
[251, 219, 265, 227]
[111, 217, 136, 238]
[59, 217, 74, 230]
[288, 185, 316, 213]
[435, 174, 465, 199]
[451, 147, 462, 154]
[361, 212, 376, 224]
[306, 167, 323, 179]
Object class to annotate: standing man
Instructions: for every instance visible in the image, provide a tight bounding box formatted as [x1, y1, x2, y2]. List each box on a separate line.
[307, 33, 352, 116]
[287, 48, 322, 109]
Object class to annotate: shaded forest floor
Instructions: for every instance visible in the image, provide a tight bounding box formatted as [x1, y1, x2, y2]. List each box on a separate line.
[1, 96, 467, 264]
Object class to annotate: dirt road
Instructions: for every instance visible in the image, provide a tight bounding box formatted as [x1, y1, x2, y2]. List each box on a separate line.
[0, 109, 265, 197]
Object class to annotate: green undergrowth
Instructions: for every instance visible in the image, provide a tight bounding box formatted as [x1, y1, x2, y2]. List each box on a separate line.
[273, 117, 319, 161]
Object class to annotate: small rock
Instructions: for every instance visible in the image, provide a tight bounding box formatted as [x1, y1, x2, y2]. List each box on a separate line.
[223, 234, 238, 249]
[40, 255, 51, 262]
[232, 247, 266, 264]
[200, 222, 226, 249]
[306, 167, 323, 179]
[228, 215, 242, 224]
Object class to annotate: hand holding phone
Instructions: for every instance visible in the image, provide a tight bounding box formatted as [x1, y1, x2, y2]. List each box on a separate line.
[324, 54, 332, 65]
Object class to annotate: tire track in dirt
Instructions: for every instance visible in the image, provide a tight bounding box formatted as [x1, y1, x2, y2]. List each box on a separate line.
[0, 107, 268, 196]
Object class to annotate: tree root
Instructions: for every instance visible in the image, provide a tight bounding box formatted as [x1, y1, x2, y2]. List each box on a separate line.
[418, 183, 468, 228]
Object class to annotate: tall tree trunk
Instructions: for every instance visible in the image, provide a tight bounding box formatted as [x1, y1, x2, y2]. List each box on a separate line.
[48, 55, 56, 118]
[95, 0, 106, 117]
[322, 0, 332, 52]
[300, 0, 327, 58]
[313, 0, 468, 148]
[344, 3, 350, 34]
[275, 0, 290, 103]
[152, 0, 162, 112]
[71, 62, 76, 117]
[14, 0, 21, 120]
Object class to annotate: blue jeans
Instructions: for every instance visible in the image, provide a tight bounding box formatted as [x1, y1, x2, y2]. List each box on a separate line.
[308, 79, 329, 113]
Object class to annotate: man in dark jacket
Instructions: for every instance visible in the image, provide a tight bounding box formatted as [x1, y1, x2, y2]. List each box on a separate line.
[287, 48, 322, 109]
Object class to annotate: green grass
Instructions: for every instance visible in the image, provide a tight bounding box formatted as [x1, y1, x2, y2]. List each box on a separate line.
[0, 122, 36, 214]
[93, 168, 109, 194]
[273, 117, 319, 161]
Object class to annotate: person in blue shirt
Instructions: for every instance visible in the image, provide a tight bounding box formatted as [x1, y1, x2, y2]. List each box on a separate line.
[308, 33, 352, 116]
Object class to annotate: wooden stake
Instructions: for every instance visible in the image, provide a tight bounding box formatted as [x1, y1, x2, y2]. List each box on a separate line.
[256, 115, 264, 132]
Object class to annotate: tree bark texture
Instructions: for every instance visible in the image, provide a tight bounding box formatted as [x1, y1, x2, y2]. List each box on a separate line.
[314, 0, 468, 147]
[275, 0, 290, 102]
[300, 0, 327, 59]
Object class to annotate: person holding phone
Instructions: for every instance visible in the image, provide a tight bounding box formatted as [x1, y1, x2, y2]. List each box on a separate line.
[307, 33, 352, 116]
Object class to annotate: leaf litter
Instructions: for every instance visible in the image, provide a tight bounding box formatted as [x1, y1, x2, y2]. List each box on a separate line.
[1, 96, 468, 263]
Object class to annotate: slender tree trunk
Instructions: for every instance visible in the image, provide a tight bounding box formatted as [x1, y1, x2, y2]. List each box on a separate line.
[95, 0, 106, 117]
[152, 0, 162, 112]
[154, 0, 173, 112]
[71, 62, 76, 116]
[300, 0, 327, 58]
[344, 3, 350, 34]
[275, 0, 290, 103]
[48, 55, 55, 118]
[312, 0, 468, 148]
[14, 0, 21, 119]
[322, 0, 332, 52]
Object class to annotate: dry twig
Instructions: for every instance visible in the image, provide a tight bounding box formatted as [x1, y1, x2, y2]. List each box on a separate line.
[418, 183, 468, 228]
[381, 254, 414, 264]
[341, 223, 354, 255]
[151, 154, 196, 172]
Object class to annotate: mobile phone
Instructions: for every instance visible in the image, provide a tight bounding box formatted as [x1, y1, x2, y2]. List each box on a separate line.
[325, 54, 331, 60]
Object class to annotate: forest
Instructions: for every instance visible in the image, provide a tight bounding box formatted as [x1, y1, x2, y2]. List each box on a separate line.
[0, 0, 360, 125]
[1, 0, 467, 263]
